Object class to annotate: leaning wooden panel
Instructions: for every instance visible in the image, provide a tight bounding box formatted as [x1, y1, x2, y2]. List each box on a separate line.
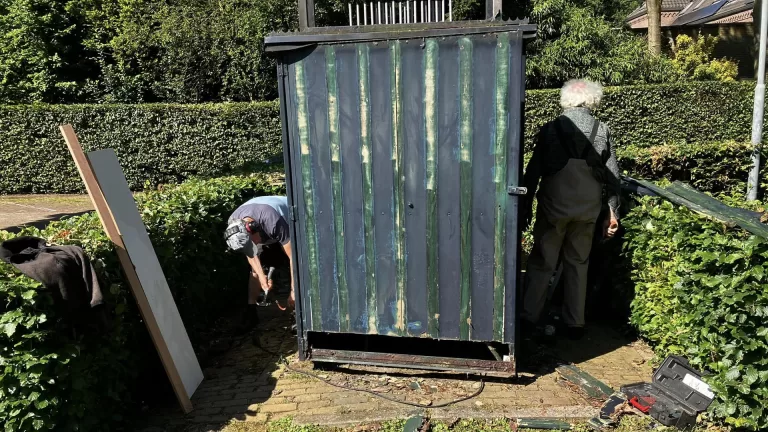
[85, 149, 204, 402]
[61, 125, 196, 412]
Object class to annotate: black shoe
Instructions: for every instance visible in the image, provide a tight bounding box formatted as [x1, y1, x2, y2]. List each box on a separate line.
[565, 326, 585, 341]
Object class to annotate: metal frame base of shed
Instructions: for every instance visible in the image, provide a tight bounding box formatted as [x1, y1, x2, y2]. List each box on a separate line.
[305, 332, 516, 377]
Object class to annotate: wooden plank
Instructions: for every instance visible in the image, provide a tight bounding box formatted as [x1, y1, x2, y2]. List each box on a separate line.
[516, 418, 572, 430]
[60, 125, 197, 414]
[88, 149, 204, 404]
[556, 364, 613, 400]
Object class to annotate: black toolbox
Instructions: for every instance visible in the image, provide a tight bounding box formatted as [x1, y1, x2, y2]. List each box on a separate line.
[621, 355, 715, 429]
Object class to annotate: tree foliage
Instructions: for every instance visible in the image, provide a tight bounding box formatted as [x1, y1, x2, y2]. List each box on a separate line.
[0, 0, 746, 103]
[671, 34, 738, 82]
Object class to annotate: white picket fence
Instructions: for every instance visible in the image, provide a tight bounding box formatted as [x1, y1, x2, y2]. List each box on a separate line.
[348, 1, 452, 25]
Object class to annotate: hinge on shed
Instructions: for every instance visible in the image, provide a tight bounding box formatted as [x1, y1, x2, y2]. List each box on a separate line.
[507, 186, 528, 196]
[278, 63, 288, 77]
[290, 205, 297, 221]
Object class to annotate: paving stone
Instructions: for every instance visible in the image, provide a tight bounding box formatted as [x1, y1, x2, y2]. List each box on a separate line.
[195, 393, 235, 404]
[292, 393, 323, 403]
[301, 406, 339, 416]
[211, 398, 248, 408]
[260, 402, 298, 413]
[344, 402, 381, 411]
[234, 390, 272, 400]
[276, 388, 308, 397]
[245, 413, 269, 423]
[297, 400, 333, 410]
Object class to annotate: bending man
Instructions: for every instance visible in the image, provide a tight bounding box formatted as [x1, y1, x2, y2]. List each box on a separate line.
[521, 79, 620, 340]
[224, 196, 295, 309]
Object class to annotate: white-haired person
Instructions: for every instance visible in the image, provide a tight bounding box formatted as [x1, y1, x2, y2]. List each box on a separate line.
[520, 79, 621, 340]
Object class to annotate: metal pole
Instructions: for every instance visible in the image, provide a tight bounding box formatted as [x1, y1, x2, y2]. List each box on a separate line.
[349, 3, 353, 25]
[749, 0, 768, 200]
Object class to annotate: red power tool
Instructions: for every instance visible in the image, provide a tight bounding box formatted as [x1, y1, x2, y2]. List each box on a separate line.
[629, 395, 657, 413]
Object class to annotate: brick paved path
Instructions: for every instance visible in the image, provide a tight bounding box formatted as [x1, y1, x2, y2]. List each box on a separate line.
[138, 311, 654, 432]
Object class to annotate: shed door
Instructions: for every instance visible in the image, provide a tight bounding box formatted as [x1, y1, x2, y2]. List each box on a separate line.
[283, 30, 525, 344]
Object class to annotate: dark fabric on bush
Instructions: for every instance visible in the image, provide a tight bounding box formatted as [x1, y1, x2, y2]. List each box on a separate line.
[0, 236, 104, 321]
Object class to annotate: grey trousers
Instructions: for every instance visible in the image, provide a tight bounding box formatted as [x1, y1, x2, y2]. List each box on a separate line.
[522, 209, 596, 327]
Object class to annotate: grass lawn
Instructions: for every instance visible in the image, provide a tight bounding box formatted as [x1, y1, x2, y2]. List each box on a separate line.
[218, 416, 729, 432]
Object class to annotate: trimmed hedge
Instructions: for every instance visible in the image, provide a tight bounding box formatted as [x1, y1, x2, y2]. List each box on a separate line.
[0, 103, 282, 194]
[525, 81, 759, 152]
[624, 197, 768, 430]
[1, 81, 765, 194]
[617, 141, 768, 197]
[0, 174, 283, 431]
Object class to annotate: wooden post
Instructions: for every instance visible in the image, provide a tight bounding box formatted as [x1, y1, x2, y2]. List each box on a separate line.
[298, 0, 315, 30]
[60, 125, 195, 414]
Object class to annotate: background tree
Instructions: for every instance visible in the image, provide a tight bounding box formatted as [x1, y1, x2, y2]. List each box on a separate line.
[647, 0, 662, 55]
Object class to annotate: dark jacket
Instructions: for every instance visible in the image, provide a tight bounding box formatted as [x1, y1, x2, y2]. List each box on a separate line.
[0, 237, 104, 326]
[523, 107, 621, 224]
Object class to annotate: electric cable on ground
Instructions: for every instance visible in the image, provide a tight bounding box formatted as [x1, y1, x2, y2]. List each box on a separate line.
[252, 330, 486, 409]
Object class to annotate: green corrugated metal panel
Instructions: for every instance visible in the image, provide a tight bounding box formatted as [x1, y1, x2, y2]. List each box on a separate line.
[277, 26, 528, 344]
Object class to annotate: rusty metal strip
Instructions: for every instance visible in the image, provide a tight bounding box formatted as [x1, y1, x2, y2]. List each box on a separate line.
[492, 33, 510, 341]
[391, 40, 407, 335]
[296, 61, 323, 327]
[556, 364, 614, 399]
[358, 44, 378, 334]
[326, 46, 350, 332]
[424, 39, 440, 338]
[311, 348, 515, 375]
[458, 37, 473, 340]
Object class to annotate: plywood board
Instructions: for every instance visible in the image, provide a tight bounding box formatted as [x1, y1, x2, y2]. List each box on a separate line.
[86, 149, 203, 401]
[61, 126, 199, 413]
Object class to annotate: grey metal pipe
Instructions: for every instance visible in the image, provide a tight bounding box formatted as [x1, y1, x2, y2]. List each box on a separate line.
[749, 0, 768, 201]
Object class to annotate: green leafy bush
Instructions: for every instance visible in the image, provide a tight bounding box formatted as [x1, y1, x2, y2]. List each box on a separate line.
[617, 141, 768, 196]
[671, 35, 739, 83]
[2, 81, 764, 194]
[525, 81, 760, 152]
[0, 174, 283, 431]
[624, 197, 768, 430]
[0, 103, 282, 194]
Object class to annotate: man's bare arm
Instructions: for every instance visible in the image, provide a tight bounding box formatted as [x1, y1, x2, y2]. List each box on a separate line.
[246, 254, 270, 291]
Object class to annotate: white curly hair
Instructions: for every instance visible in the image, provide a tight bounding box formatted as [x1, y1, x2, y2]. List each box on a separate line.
[560, 79, 604, 110]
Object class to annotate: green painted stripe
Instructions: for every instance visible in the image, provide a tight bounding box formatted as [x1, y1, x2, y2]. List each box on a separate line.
[390, 40, 407, 335]
[458, 37, 473, 340]
[326, 46, 349, 332]
[295, 61, 322, 328]
[358, 44, 377, 334]
[424, 39, 439, 338]
[493, 33, 510, 341]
